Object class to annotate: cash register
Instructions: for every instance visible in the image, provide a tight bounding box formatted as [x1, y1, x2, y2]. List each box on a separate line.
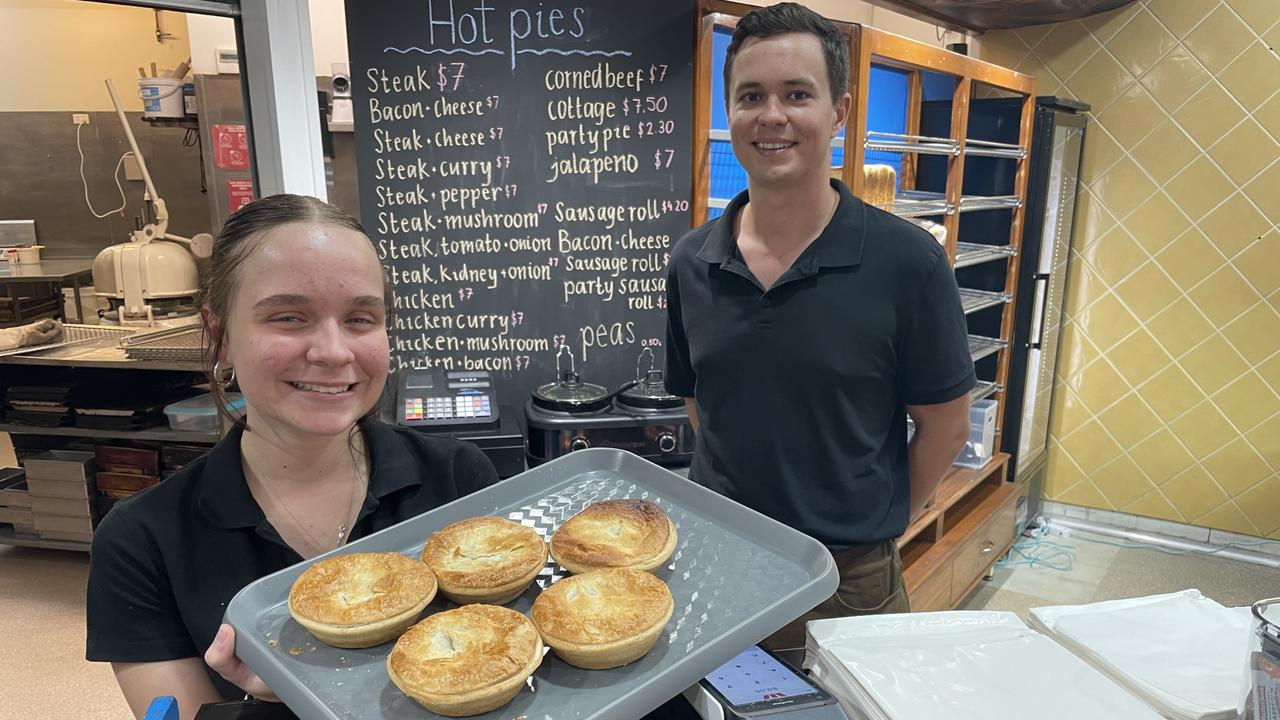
[393, 367, 526, 478]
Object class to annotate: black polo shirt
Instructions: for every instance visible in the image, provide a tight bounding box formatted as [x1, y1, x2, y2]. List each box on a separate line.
[85, 420, 498, 701]
[664, 180, 974, 547]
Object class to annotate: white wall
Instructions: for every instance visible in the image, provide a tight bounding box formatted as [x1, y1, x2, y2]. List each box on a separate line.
[308, 0, 350, 73]
[0, 1, 192, 112]
[187, 0, 349, 76]
[187, 13, 236, 74]
[752, 0, 958, 47]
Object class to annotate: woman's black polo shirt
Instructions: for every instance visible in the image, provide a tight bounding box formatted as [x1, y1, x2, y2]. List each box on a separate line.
[85, 420, 498, 701]
[664, 180, 975, 548]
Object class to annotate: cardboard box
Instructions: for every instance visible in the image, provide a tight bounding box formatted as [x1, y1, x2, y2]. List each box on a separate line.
[30, 495, 92, 518]
[25, 477, 91, 500]
[0, 475, 31, 509]
[38, 530, 94, 544]
[34, 514, 93, 535]
[23, 451, 95, 483]
[0, 507, 34, 525]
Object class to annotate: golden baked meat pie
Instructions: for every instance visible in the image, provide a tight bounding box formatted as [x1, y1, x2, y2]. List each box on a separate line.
[421, 516, 548, 605]
[549, 499, 677, 574]
[288, 552, 436, 648]
[388, 604, 543, 717]
[531, 568, 673, 669]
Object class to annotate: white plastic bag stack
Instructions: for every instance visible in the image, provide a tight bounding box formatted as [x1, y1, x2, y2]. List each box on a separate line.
[804, 611, 1164, 720]
[1029, 590, 1251, 720]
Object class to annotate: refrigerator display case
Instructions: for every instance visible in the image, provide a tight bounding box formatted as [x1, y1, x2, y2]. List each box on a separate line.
[1001, 97, 1089, 523]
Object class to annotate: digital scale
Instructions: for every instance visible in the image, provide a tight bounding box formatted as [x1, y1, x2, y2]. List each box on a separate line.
[686, 646, 850, 720]
[396, 367, 499, 429]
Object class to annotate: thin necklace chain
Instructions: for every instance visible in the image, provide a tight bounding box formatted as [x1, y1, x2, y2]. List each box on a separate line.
[244, 450, 364, 552]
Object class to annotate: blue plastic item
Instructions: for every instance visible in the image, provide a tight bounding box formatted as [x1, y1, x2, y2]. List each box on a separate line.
[143, 696, 179, 720]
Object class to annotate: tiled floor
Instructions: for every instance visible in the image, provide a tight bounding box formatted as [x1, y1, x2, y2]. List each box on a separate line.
[959, 526, 1280, 618]
[5, 526, 1280, 720]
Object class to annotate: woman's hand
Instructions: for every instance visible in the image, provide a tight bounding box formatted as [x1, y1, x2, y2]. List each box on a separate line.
[203, 624, 280, 702]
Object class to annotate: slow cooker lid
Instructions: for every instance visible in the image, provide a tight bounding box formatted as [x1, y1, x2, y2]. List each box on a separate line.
[617, 369, 683, 409]
[531, 371, 611, 412]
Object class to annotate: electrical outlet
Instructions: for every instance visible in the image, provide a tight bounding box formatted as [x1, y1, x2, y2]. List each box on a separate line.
[72, 113, 90, 125]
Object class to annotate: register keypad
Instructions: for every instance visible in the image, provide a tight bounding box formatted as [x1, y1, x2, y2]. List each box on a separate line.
[403, 394, 491, 421]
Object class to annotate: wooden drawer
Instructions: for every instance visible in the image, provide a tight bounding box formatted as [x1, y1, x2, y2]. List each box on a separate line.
[950, 483, 1019, 605]
[96, 471, 160, 493]
[95, 446, 159, 475]
[908, 559, 952, 612]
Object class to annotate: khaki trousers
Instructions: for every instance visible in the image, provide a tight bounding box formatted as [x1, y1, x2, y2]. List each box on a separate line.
[762, 539, 911, 651]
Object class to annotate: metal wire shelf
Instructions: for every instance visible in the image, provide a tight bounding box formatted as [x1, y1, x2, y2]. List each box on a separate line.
[959, 288, 1012, 314]
[865, 131, 960, 156]
[954, 242, 1017, 268]
[960, 195, 1023, 212]
[971, 380, 1003, 401]
[968, 334, 1007, 362]
[963, 138, 1027, 159]
[893, 190, 954, 217]
[890, 191, 1023, 217]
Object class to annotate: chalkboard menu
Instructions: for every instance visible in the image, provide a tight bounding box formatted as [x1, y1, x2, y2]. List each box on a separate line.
[345, 0, 694, 407]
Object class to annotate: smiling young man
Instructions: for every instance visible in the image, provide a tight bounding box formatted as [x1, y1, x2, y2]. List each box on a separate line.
[664, 3, 975, 648]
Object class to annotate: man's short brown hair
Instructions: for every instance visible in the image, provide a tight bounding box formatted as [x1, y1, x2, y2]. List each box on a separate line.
[723, 3, 849, 107]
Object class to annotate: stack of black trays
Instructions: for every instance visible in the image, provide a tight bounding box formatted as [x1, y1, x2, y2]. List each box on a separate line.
[0, 367, 204, 432]
[5, 382, 75, 427]
[72, 372, 202, 431]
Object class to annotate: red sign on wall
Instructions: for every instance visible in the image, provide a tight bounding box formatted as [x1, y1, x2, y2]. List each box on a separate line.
[227, 179, 254, 213]
[212, 123, 249, 170]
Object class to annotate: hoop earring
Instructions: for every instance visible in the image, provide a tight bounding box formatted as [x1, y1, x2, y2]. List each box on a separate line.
[213, 360, 236, 389]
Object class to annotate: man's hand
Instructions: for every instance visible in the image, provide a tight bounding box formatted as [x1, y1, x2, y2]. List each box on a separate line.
[905, 395, 971, 520]
[908, 492, 938, 526]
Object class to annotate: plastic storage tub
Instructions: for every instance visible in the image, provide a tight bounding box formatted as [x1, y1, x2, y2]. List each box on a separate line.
[163, 393, 245, 432]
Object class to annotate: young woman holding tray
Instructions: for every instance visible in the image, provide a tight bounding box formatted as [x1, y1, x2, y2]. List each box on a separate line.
[85, 195, 498, 719]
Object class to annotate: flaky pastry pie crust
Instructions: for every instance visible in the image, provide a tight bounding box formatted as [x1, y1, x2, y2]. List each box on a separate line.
[550, 499, 677, 574]
[421, 516, 548, 605]
[288, 552, 436, 648]
[531, 568, 673, 669]
[387, 604, 543, 717]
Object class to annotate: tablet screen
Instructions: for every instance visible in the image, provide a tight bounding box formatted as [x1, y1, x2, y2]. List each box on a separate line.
[704, 646, 826, 708]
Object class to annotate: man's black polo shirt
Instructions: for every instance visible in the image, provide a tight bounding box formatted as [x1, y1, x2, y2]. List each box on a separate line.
[664, 180, 974, 547]
[86, 420, 498, 701]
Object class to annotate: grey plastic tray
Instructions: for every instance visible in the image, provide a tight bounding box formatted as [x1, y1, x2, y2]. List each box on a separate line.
[226, 448, 838, 720]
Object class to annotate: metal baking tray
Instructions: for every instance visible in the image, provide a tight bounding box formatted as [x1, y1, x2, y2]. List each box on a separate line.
[0, 323, 135, 358]
[226, 448, 838, 720]
[118, 324, 205, 362]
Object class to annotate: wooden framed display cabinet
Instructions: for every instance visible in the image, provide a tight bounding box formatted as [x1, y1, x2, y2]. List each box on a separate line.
[694, 2, 1034, 609]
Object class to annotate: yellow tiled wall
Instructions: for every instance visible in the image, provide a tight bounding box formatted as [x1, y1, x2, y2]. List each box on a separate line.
[980, 0, 1280, 537]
